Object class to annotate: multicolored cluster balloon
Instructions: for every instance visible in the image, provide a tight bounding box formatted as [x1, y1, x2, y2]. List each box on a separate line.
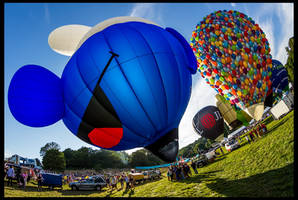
[190, 10, 273, 110]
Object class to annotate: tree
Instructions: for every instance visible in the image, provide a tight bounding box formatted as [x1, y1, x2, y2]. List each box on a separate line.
[42, 149, 66, 172]
[40, 142, 60, 157]
[284, 36, 294, 86]
[128, 149, 165, 167]
[63, 148, 76, 169]
[128, 149, 149, 167]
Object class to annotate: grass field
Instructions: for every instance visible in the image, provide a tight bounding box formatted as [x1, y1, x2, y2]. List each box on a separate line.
[4, 110, 294, 197]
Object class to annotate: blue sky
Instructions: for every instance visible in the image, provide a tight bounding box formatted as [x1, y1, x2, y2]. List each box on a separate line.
[4, 3, 294, 161]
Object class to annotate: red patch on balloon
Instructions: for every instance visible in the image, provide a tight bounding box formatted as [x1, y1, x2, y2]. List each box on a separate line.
[201, 113, 216, 129]
[88, 128, 123, 148]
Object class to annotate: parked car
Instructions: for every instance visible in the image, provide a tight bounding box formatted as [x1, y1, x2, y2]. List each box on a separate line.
[225, 139, 240, 152]
[69, 175, 106, 191]
[148, 170, 160, 180]
[196, 154, 208, 168]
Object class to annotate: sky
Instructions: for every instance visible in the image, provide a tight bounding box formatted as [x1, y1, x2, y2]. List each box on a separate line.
[4, 3, 294, 161]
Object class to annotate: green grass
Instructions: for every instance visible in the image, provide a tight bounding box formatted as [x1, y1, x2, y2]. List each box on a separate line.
[4, 111, 294, 197]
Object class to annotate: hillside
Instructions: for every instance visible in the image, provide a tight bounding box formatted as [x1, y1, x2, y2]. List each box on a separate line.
[5, 110, 294, 197]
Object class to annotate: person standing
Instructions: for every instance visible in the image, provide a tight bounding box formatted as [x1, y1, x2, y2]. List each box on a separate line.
[253, 126, 258, 137]
[119, 174, 124, 190]
[37, 173, 43, 191]
[167, 167, 172, 181]
[129, 174, 134, 189]
[245, 135, 251, 144]
[261, 123, 267, 134]
[219, 146, 225, 155]
[105, 176, 110, 190]
[22, 172, 28, 188]
[7, 166, 15, 186]
[124, 174, 130, 190]
[190, 161, 198, 174]
[110, 176, 117, 191]
[249, 130, 255, 141]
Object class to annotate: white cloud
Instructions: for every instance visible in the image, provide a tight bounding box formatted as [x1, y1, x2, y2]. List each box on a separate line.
[256, 16, 275, 59]
[179, 73, 217, 149]
[44, 3, 50, 24]
[5, 149, 13, 159]
[231, 3, 236, 7]
[129, 3, 164, 26]
[275, 3, 294, 64]
[251, 3, 293, 65]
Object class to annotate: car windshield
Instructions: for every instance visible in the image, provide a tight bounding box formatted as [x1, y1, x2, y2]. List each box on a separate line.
[95, 178, 104, 183]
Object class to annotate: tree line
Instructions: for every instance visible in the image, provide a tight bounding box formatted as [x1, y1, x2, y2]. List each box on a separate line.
[40, 142, 165, 172]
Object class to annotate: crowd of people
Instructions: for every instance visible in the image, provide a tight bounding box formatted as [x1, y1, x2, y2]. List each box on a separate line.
[4, 163, 43, 189]
[166, 162, 194, 181]
[104, 172, 135, 191]
[244, 122, 268, 144]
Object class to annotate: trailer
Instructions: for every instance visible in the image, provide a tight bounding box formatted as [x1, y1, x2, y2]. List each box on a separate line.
[270, 99, 290, 120]
[41, 173, 63, 190]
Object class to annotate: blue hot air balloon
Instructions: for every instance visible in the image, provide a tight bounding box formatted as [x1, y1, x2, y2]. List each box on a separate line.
[8, 17, 197, 162]
[264, 59, 289, 107]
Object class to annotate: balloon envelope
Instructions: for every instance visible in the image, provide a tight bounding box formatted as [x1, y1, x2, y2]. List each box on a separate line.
[264, 59, 289, 107]
[191, 10, 272, 114]
[192, 105, 224, 140]
[8, 18, 197, 163]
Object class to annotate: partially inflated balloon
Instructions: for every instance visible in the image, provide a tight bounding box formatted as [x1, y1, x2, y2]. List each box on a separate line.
[190, 10, 272, 120]
[264, 59, 289, 107]
[215, 94, 251, 127]
[8, 17, 197, 163]
[192, 106, 224, 140]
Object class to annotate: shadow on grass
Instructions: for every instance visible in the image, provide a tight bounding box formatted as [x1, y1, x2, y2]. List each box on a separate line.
[5, 184, 62, 193]
[212, 156, 227, 163]
[59, 179, 161, 197]
[266, 118, 289, 135]
[205, 163, 294, 197]
[179, 169, 224, 184]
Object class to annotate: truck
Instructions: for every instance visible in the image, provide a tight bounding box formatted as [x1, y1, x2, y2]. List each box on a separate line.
[270, 99, 290, 120]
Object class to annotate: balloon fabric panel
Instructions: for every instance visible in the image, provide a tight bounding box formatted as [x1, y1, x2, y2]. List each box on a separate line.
[8, 65, 64, 127]
[161, 29, 193, 127]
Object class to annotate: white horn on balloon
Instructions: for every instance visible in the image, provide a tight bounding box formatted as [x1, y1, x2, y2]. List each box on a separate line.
[48, 16, 161, 57]
[245, 102, 264, 121]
